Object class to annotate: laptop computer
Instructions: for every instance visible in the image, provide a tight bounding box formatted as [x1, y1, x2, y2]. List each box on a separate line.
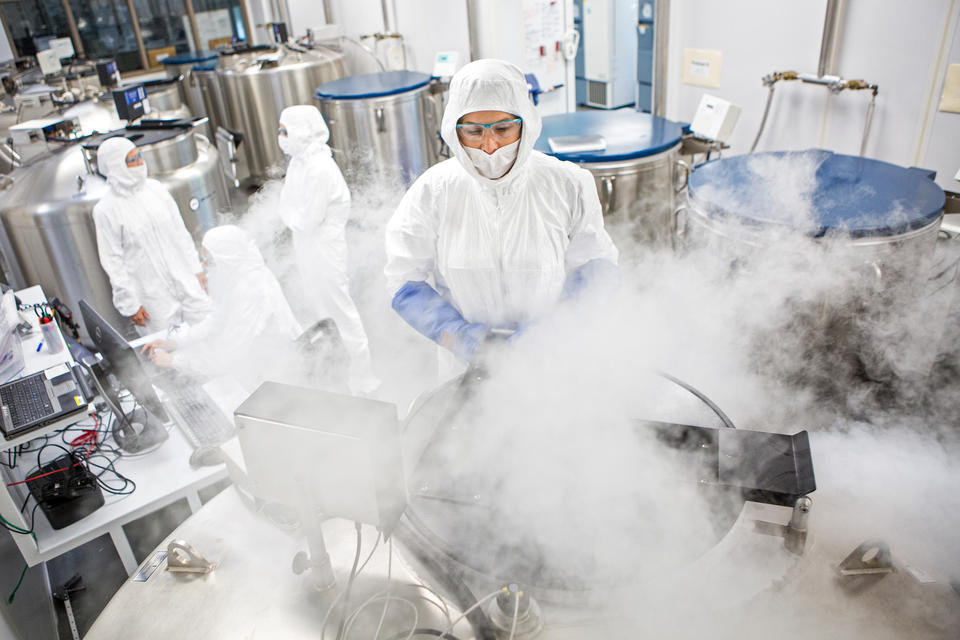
[0, 364, 88, 439]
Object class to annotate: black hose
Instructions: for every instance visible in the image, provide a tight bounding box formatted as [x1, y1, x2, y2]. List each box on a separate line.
[655, 370, 736, 429]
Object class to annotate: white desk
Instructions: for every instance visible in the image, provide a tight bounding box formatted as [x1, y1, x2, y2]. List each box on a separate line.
[0, 286, 230, 575]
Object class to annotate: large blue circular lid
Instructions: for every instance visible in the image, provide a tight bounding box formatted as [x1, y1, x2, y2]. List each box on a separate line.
[160, 50, 218, 65]
[534, 110, 683, 162]
[687, 150, 945, 237]
[316, 70, 432, 100]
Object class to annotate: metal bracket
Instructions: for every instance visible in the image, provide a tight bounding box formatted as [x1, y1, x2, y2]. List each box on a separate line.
[837, 540, 894, 577]
[752, 496, 812, 555]
[166, 539, 216, 574]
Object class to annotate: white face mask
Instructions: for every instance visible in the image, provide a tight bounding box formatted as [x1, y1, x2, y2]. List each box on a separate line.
[128, 163, 147, 184]
[464, 139, 520, 180]
[278, 134, 294, 156]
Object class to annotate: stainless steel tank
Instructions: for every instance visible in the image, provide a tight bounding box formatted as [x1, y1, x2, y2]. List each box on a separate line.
[214, 44, 347, 183]
[681, 149, 946, 382]
[535, 110, 685, 247]
[314, 70, 443, 189]
[0, 122, 229, 335]
[159, 51, 219, 118]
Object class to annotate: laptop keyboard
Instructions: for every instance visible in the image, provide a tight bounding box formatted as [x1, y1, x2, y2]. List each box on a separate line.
[1, 373, 54, 427]
[163, 384, 235, 448]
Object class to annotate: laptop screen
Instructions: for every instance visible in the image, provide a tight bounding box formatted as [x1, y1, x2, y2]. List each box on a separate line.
[78, 300, 168, 422]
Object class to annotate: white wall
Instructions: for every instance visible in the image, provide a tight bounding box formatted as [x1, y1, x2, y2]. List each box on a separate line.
[667, 0, 960, 190]
[286, 0, 576, 116]
[0, 24, 12, 62]
[918, 0, 960, 190]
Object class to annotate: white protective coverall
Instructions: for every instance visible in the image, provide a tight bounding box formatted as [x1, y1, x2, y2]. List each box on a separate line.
[384, 59, 618, 361]
[93, 137, 210, 333]
[171, 225, 302, 385]
[278, 105, 379, 395]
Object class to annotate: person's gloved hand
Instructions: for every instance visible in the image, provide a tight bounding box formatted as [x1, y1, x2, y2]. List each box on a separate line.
[440, 321, 490, 362]
[562, 258, 619, 300]
[392, 281, 490, 363]
[506, 321, 534, 345]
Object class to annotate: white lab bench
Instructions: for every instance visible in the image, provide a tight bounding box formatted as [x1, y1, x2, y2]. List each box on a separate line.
[0, 286, 229, 576]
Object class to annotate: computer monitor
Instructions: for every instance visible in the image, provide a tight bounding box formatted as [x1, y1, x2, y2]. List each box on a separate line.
[78, 300, 169, 452]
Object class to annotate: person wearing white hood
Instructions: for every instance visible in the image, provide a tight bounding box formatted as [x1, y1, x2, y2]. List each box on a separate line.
[277, 105, 380, 395]
[93, 136, 211, 334]
[141, 225, 302, 388]
[385, 59, 619, 368]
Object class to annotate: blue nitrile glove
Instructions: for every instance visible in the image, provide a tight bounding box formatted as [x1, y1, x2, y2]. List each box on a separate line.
[561, 258, 620, 300]
[392, 281, 490, 362]
[506, 321, 533, 345]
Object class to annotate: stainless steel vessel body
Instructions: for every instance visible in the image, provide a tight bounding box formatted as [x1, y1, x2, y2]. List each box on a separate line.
[215, 46, 347, 183]
[577, 145, 681, 246]
[315, 72, 442, 189]
[0, 127, 228, 335]
[535, 111, 685, 248]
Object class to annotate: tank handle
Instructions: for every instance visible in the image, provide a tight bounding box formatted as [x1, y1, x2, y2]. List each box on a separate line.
[599, 175, 616, 214]
[375, 107, 386, 133]
[672, 204, 688, 252]
[674, 159, 690, 194]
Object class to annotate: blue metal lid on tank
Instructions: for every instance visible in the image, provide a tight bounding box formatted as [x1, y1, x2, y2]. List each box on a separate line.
[687, 150, 945, 238]
[158, 50, 219, 66]
[534, 110, 684, 162]
[315, 70, 433, 100]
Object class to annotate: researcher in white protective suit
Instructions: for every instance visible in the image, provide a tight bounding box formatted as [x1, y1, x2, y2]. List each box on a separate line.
[277, 105, 380, 395]
[140, 225, 303, 387]
[93, 136, 211, 334]
[384, 59, 619, 369]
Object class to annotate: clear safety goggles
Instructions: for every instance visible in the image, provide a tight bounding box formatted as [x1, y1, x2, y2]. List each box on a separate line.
[125, 150, 143, 165]
[455, 118, 522, 143]
[278, 126, 288, 136]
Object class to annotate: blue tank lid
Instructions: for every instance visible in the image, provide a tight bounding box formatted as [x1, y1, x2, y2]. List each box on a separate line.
[192, 61, 218, 71]
[687, 150, 945, 238]
[160, 50, 219, 65]
[316, 70, 432, 100]
[534, 110, 684, 162]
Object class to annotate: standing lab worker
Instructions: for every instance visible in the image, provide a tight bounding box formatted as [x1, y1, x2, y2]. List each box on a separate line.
[93, 136, 210, 334]
[277, 105, 379, 395]
[142, 225, 302, 386]
[385, 59, 618, 368]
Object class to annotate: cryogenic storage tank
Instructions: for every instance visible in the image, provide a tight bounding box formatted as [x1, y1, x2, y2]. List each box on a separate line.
[315, 70, 442, 189]
[394, 370, 819, 637]
[0, 121, 229, 335]
[215, 44, 347, 183]
[681, 149, 946, 381]
[535, 110, 685, 246]
[160, 50, 219, 118]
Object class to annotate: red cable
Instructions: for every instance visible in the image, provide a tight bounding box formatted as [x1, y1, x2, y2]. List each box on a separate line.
[6, 412, 100, 487]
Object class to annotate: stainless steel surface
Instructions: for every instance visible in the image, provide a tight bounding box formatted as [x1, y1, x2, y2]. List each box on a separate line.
[196, 69, 229, 135]
[818, 0, 845, 77]
[143, 80, 190, 118]
[322, 0, 334, 24]
[652, 0, 669, 117]
[574, 142, 682, 247]
[216, 46, 347, 183]
[84, 486, 459, 640]
[316, 80, 441, 189]
[837, 540, 894, 577]
[0, 129, 228, 337]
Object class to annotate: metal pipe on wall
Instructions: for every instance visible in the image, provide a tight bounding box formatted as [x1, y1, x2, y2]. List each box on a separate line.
[322, 0, 334, 24]
[381, 0, 393, 32]
[465, 0, 481, 62]
[652, 0, 669, 117]
[58, 0, 85, 58]
[124, 0, 150, 70]
[817, 0, 845, 77]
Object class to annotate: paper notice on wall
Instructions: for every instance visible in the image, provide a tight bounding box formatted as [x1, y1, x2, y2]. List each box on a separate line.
[522, 0, 566, 91]
[681, 48, 723, 89]
[939, 63, 960, 113]
[196, 9, 234, 50]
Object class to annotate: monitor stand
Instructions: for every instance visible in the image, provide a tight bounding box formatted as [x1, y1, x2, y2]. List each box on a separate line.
[112, 405, 168, 453]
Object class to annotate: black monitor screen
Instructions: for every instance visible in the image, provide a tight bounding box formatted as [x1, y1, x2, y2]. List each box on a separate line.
[78, 300, 168, 422]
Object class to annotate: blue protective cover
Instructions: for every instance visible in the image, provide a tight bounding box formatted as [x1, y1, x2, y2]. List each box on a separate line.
[160, 51, 219, 65]
[535, 110, 684, 162]
[316, 70, 432, 100]
[687, 150, 945, 237]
